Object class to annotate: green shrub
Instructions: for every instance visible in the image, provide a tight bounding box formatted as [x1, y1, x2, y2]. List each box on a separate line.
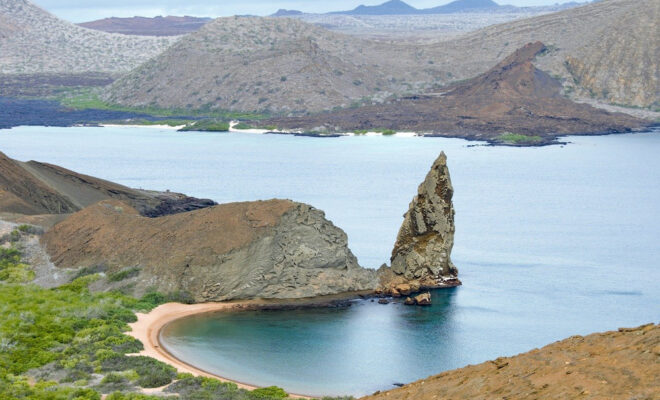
[106, 392, 164, 400]
[108, 267, 141, 282]
[496, 132, 544, 145]
[101, 355, 176, 388]
[179, 119, 230, 132]
[252, 386, 288, 398]
[0, 248, 21, 268]
[17, 224, 44, 235]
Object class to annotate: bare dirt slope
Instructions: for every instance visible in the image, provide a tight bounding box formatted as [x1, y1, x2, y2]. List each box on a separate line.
[0, 151, 214, 216]
[78, 16, 211, 37]
[362, 323, 659, 400]
[267, 43, 649, 142]
[0, 0, 175, 74]
[105, 0, 657, 113]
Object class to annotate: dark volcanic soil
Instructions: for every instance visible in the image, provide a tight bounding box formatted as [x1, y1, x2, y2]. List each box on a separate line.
[265, 42, 652, 144]
[0, 73, 115, 97]
[0, 97, 185, 129]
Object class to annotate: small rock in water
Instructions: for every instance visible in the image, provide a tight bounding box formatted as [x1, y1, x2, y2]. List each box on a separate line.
[414, 292, 432, 306]
[378, 298, 390, 305]
[404, 297, 415, 306]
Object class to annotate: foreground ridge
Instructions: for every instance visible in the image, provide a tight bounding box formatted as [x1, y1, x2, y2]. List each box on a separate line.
[362, 323, 660, 400]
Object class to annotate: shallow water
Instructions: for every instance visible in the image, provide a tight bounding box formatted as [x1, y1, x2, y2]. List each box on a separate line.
[1, 126, 659, 396]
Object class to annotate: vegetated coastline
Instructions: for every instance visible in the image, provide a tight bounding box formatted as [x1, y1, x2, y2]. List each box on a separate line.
[1, 150, 658, 398]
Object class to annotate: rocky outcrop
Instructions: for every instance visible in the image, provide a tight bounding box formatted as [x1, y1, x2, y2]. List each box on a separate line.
[42, 199, 378, 301]
[361, 324, 660, 400]
[404, 292, 432, 306]
[0, 151, 215, 217]
[381, 152, 460, 292]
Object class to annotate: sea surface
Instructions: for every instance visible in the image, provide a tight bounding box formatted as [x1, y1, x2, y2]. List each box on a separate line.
[1, 126, 659, 397]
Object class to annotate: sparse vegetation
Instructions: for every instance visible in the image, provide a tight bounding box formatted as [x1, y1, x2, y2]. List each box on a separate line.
[0, 247, 34, 283]
[496, 132, 544, 145]
[179, 119, 230, 132]
[59, 89, 268, 121]
[0, 248, 294, 399]
[108, 267, 141, 282]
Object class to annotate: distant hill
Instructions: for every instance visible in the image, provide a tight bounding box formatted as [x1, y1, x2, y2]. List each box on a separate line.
[330, 0, 589, 15]
[78, 16, 212, 36]
[104, 16, 425, 113]
[271, 9, 304, 17]
[106, 0, 657, 112]
[0, 0, 175, 74]
[333, 0, 419, 15]
[424, 0, 500, 13]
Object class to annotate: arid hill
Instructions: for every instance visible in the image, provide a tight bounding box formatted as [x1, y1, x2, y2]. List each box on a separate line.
[78, 16, 212, 36]
[105, 0, 657, 113]
[0, 151, 214, 217]
[0, 0, 175, 74]
[266, 42, 649, 142]
[103, 16, 437, 113]
[362, 324, 659, 400]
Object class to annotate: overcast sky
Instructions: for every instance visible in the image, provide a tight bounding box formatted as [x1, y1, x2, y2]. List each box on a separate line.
[31, 0, 583, 22]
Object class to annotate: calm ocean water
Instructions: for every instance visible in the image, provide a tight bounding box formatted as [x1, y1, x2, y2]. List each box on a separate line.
[1, 126, 659, 396]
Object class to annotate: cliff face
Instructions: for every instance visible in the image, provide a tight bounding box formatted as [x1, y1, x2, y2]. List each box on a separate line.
[382, 152, 459, 291]
[42, 199, 378, 301]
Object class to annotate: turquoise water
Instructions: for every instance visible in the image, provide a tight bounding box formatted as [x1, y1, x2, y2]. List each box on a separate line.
[1, 126, 659, 396]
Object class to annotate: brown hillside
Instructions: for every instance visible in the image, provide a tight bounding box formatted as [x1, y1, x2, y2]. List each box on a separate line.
[0, 152, 78, 214]
[0, 151, 215, 217]
[43, 199, 295, 270]
[362, 323, 659, 400]
[267, 42, 649, 142]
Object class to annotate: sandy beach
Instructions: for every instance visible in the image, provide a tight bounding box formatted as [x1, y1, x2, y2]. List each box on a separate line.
[127, 298, 368, 398]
